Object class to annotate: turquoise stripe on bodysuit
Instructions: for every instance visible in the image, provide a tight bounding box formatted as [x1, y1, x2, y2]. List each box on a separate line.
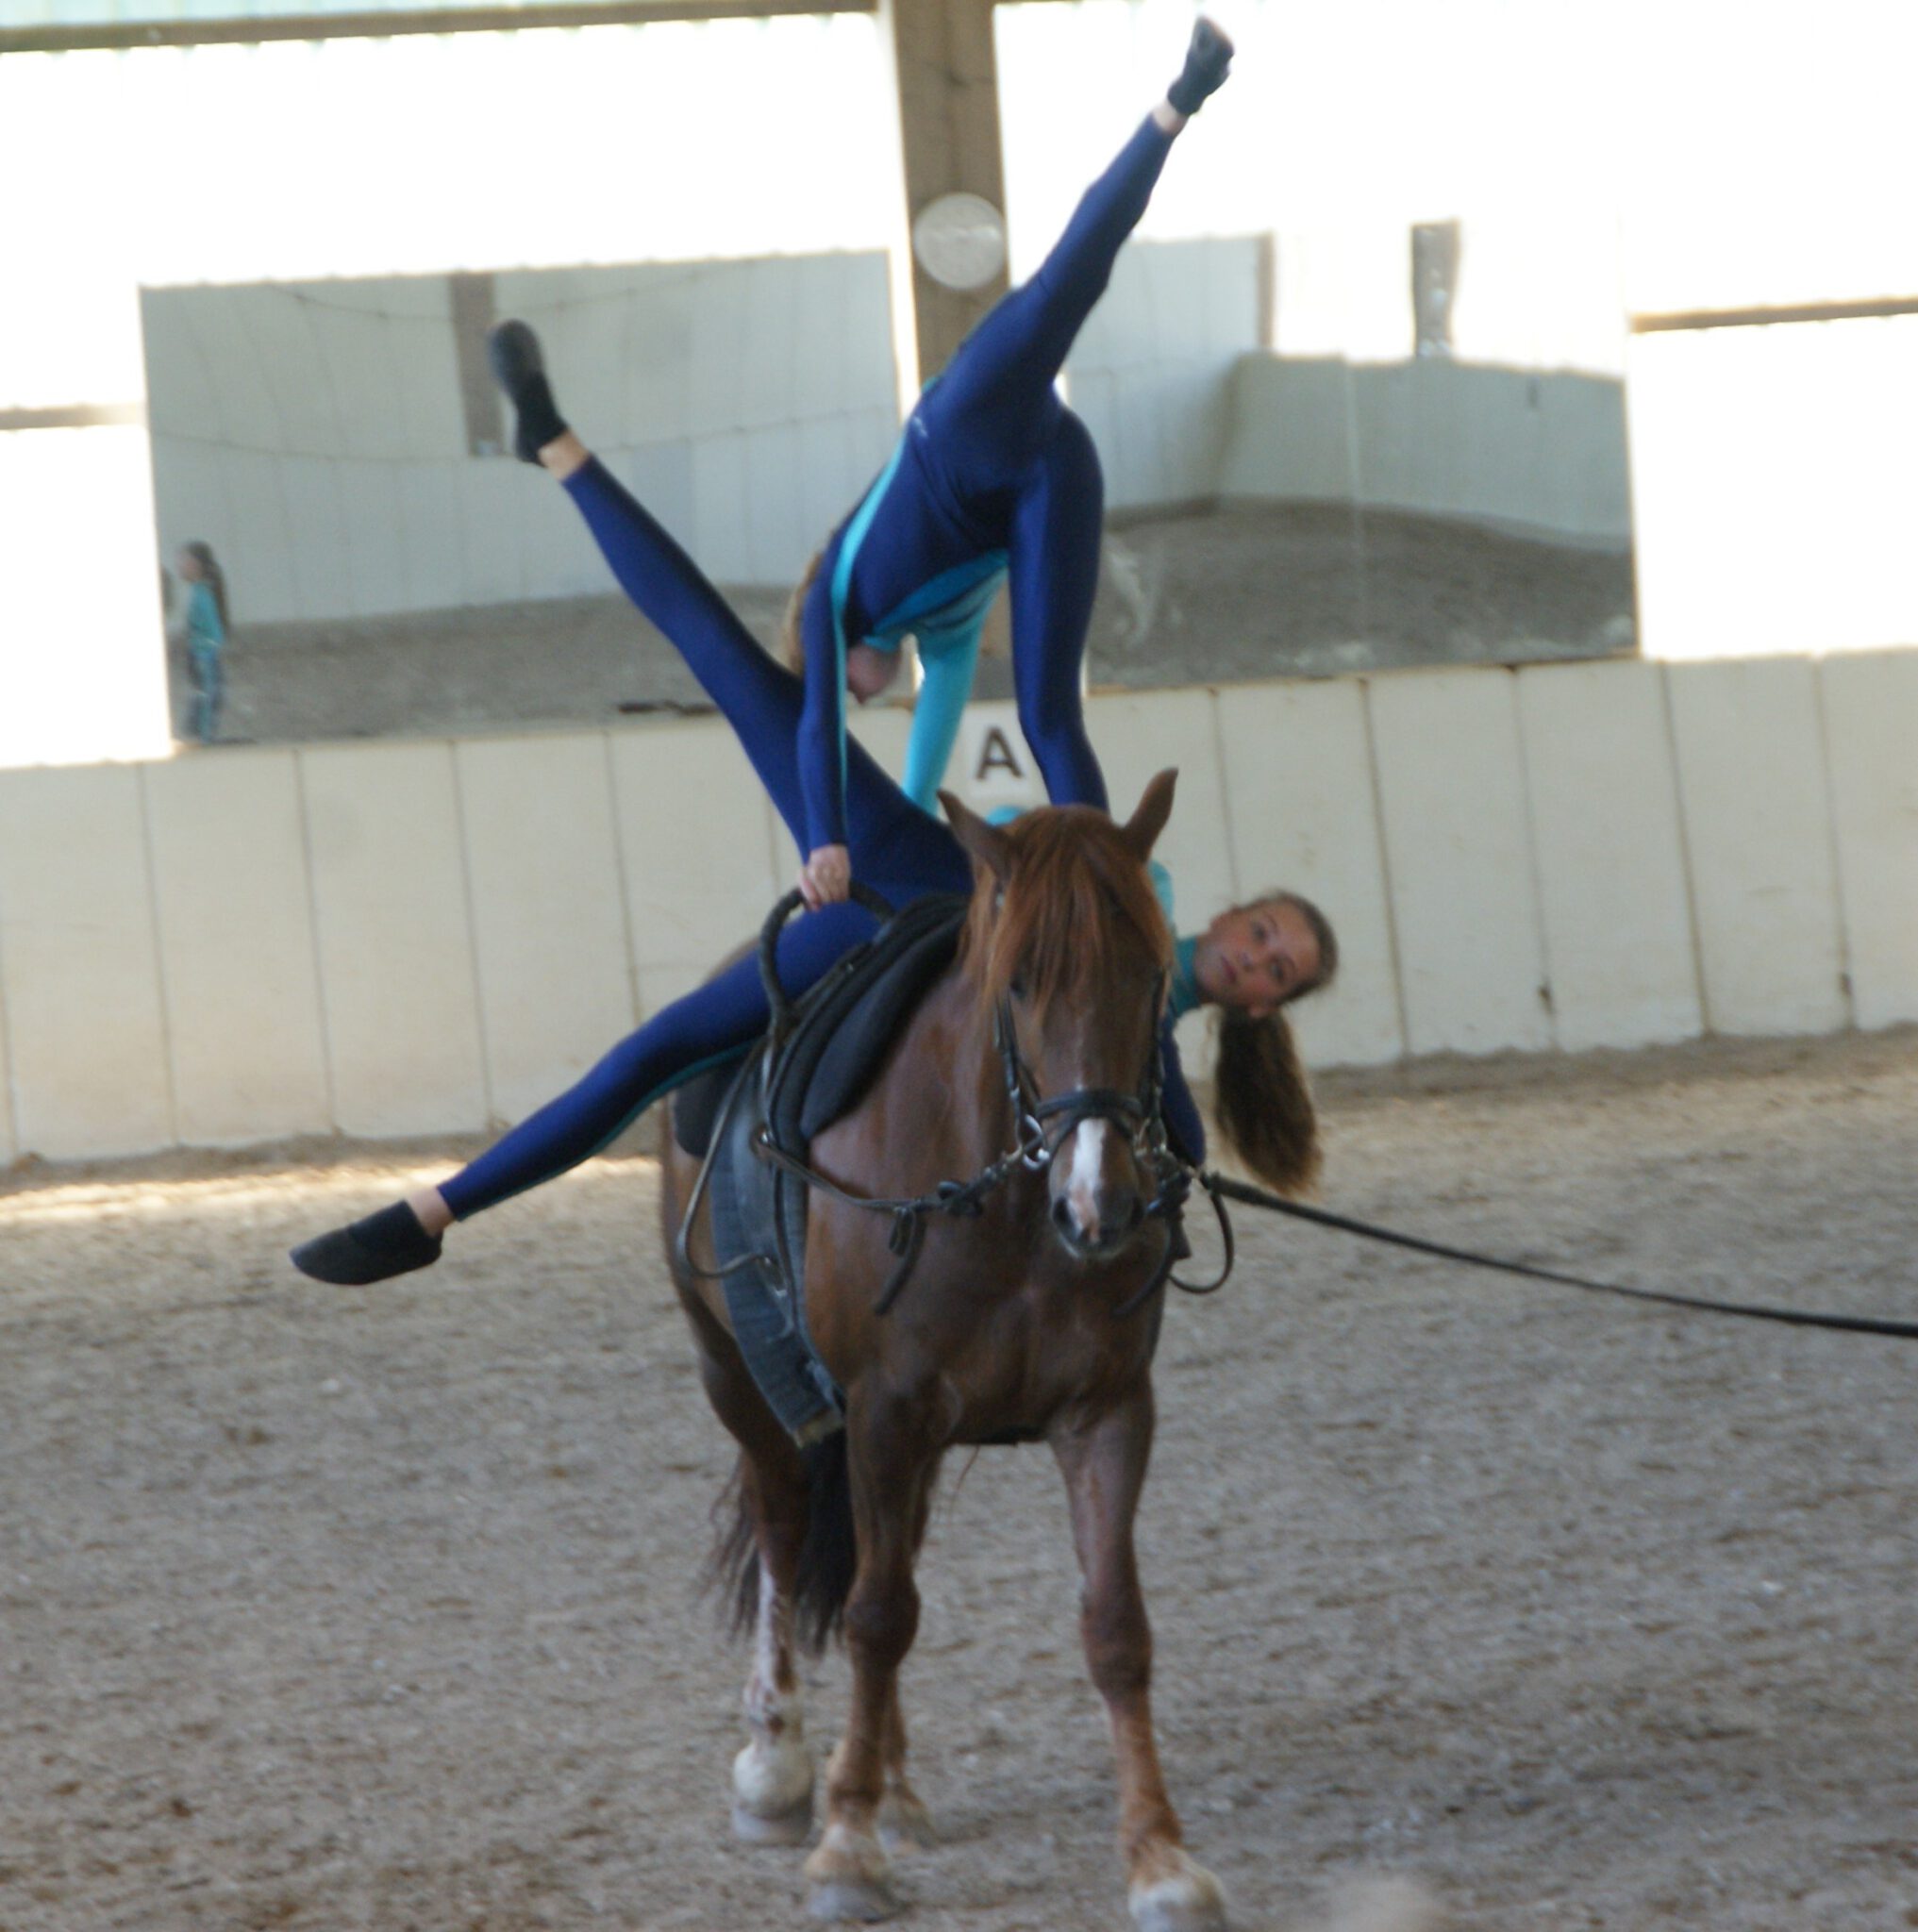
[827, 439, 909, 816]
[830, 437, 1009, 816]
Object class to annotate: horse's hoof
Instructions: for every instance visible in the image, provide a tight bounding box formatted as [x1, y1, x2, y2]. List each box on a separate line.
[733, 1735, 814, 1844]
[807, 1876, 903, 1923]
[805, 1824, 899, 1921]
[733, 1794, 813, 1845]
[877, 1790, 937, 1853]
[1129, 1846, 1229, 1932]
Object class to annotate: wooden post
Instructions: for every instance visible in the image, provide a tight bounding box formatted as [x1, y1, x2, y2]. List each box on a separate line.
[878, 0, 1012, 388]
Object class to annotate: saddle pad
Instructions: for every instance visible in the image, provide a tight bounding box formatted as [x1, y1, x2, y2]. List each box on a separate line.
[707, 1055, 842, 1445]
[696, 892, 969, 1444]
[671, 1048, 749, 1159]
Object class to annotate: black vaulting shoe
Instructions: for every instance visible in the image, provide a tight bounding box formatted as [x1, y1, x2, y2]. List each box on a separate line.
[290, 1201, 443, 1286]
[1167, 16, 1234, 115]
[486, 318, 569, 464]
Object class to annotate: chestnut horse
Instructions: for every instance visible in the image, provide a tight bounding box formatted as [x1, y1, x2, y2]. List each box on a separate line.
[659, 773, 1228, 1932]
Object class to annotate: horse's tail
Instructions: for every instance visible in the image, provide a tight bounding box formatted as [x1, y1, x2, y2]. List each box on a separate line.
[710, 1432, 858, 1657]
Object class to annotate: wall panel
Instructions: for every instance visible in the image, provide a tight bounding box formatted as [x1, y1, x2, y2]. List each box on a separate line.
[0, 765, 174, 1158]
[1665, 658, 1848, 1037]
[1084, 688, 1237, 926]
[1368, 669, 1552, 1055]
[143, 751, 331, 1144]
[456, 734, 639, 1126]
[609, 718, 785, 977]
[1819, 651, 1918, 1028]
[1516, 660, 1701, 1049]
[301, 741, 490, 1136]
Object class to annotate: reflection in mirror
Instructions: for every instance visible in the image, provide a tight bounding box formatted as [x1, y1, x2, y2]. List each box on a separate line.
[143, 224, 1634, 748]
[142, 258, 900, 744]
[1055, 213, 1636, 692]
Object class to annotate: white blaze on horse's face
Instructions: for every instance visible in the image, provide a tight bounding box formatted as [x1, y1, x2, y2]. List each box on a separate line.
[1042, 1000, 1153, 1261]
[1060, 1115, 1128, 1254]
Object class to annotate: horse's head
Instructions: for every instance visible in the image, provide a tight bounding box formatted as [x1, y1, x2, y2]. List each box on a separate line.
[941, 774, 1178, 1262]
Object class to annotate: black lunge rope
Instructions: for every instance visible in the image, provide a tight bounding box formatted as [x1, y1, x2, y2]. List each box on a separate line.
[1199, 1172, 1918, 1342]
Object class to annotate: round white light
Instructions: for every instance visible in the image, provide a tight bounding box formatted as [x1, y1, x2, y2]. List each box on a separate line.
[911, 192, 1008, 291]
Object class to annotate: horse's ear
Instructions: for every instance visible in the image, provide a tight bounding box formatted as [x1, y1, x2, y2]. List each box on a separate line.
[1120, 769, 1177, 859]
[940, 790, 1012, 882]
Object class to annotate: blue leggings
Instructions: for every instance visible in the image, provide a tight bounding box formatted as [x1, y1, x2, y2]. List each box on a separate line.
[798, 114, 1178, 849]
[439, 463, 974, 1222]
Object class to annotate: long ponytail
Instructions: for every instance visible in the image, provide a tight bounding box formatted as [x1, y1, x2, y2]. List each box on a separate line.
[1212, 1005, 1321, 1195]
[1207, 889, 1340, 1197]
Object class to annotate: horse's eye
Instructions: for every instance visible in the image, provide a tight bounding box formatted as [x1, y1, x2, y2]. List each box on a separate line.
[1009, 975, 1027, 1002]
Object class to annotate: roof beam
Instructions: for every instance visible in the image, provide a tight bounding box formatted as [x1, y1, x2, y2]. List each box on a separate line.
[0, 0, 870, 57]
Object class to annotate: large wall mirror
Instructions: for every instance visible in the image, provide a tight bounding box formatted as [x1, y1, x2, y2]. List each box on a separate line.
[144, 216, 1632, 746]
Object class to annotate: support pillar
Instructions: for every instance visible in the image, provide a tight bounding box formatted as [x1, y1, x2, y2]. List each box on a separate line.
[878, 0, 1011, 390]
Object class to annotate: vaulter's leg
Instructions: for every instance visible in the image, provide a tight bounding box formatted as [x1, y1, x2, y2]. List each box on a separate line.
[1052, 1392, 1226, 1932]
[1006, 408, 1109, 812]
[488, 321, 967, 898]
[804, 1399, 939, 1921]
[916, 21, 1233, 479]
[289, 905, 873, 1284]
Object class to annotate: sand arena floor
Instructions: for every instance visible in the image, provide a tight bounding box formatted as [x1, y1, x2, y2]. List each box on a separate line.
[1, 1028, 1914, 1932]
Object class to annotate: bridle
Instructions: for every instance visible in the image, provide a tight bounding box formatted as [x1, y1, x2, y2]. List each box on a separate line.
[991, 983, 1160, 1171]
[990, 976, 1231, 1320]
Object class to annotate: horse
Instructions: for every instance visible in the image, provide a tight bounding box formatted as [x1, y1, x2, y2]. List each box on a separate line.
[659, 771, 1230, 1932]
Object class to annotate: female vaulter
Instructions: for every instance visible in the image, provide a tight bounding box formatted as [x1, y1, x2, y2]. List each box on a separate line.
[292, 24, 1336, 1286]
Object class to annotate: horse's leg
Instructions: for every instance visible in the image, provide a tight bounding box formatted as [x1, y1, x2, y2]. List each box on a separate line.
[876, 1478, 938, 1853]
[803, 1402, 934, 1921]
[673, 1273, 817, 1844]
[1053, 1394, 1228, 1932]
[730, 1445, 818, 1844]
[874, 1677, 936, 1854]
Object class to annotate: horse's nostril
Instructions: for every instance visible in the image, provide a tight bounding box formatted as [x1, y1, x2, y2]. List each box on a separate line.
[1051, 1194, 1078, 1239]
[1093, 1182, 1138, 1229]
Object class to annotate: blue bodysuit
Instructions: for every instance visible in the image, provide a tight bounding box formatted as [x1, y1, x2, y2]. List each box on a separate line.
[437, 458, 1205, 1222]
[795, 114, 1180, 858]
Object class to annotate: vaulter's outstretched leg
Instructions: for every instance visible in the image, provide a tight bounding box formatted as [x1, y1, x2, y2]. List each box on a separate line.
[486, 322, 970, 901]
[916, 18, 1234, 483]
[288, 899, 872, 1283]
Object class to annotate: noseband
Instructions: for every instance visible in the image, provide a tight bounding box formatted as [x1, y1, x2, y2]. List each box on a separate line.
[991, 987, 1165, 1174]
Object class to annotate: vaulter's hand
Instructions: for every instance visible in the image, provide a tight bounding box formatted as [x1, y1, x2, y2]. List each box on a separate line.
[798, 843, 852, 910]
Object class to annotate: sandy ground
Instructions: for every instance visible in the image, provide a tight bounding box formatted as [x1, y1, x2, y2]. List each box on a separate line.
[2, 1027, 1914, 1932]
[176, 504, 1634, 747]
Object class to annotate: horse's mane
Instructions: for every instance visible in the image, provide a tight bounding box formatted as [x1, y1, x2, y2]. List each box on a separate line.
[959, 806, 1173, 1022]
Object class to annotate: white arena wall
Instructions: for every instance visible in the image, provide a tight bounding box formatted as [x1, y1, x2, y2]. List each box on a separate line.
[0, 649, 1912, 1167]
